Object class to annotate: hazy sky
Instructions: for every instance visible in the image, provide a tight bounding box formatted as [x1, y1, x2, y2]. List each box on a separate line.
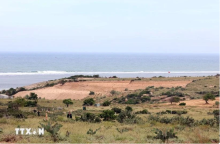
[0, 0, 219, 53]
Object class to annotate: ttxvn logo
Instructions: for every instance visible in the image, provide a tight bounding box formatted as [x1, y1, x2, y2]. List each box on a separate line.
[15, 128, 44, 135]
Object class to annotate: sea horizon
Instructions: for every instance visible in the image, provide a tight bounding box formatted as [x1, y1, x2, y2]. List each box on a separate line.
[0, 52, 219, 90]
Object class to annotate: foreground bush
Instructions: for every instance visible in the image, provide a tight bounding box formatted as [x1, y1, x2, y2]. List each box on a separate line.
[39, 121, 62, 142]
[154, 128, 178, 143]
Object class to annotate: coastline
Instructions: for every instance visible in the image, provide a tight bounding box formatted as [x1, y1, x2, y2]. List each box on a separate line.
[0, 71, 219, 90]
[0, 72, 218, 90]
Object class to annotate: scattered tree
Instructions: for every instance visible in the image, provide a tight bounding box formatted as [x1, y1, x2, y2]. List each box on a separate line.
[100, 110, 116, 121]
[169, 96, 180, 104]
[203, 93, 215, 104]
[63, 99, 73, 107]
[83, 98, 95, 106]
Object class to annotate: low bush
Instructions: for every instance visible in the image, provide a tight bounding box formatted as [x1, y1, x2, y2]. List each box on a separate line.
[157, 110, 187, 115]
[135, 109, 150, 114]
[87, 128, 100, 135]
[39, 121, 63, 142]
[83, 98, 95, 106]
[117, 110, 143, 124]
[125, 106, 133, 112]
[100, 110, 116, 121]
[140, 96, 151, 102]
[81, 113, 95, 122]
[179, 103, 186, 106]
[110, 90, 119, 95]
[213, 110, 219, 116]
[111, 107, 122, 114]
[102, 101, 111, 106]
[89, 91, 95, 95]
[154, 128, 178, 143]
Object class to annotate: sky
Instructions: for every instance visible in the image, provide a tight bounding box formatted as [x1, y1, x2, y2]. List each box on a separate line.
[0, 0, 219, 53]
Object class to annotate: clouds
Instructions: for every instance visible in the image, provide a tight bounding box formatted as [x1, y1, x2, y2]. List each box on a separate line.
[0, 0, 218, 53]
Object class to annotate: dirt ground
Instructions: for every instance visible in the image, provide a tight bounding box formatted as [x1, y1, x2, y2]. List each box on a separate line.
[14, 80, 191, 100]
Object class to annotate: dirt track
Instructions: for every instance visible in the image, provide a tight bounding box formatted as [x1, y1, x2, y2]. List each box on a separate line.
[14, 80, 191, 100]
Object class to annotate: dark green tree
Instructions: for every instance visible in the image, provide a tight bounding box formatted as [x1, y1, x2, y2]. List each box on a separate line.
[28, 93, 38, 100]
[83, 98, 95, 106]
[203, 93, 215, 104]
[100, 110, 116, 121]
[63, 99, 73, 107]
[102, 100, 111, 106]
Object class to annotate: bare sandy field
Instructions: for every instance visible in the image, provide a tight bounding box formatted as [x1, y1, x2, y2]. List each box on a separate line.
[14, 80, 191, 100]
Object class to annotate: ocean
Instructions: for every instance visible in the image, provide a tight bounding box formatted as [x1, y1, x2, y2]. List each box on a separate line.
[0, 53, 219, 90]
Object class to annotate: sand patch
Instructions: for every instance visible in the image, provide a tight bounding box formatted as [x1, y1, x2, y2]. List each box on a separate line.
[14, 80, 191, 100]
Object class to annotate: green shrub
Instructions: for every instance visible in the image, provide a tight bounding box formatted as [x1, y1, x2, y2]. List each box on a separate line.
[140, 96, 151, 102]
[199, 118, 216, 127]
[27, 93, 38, 100]
[25, 100, 37, 107]
[110, 90, 119, 95]
[87, 128, 100, 135]
[215, 101, 219, 106]
[95, 117, 101, 123]
[111, 107, 122, 114]
[125, 106, 133, 112]
[80, 113, 96, 122]
[166, 110, 171, 114]
[154, 128, 178, 143]
[83, 98, 95, 106]
[39, 121, 63, 142]
[117, 110, 143, 124]
[102, 101, 111, 106]
[135, 109, 150, 114]
[125, 99, 139, 104]
[213, 110, 219, 116]
[89, 91, 95, 95]
[14, 98, 26, 107]
[5, 88, 16, 96]
[139, 90, 151, 96]
[100, 110, 116, 121]
[179, 103, 186, 106]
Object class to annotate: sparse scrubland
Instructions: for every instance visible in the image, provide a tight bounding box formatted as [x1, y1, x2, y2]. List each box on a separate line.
[0, 76, 219, 143]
